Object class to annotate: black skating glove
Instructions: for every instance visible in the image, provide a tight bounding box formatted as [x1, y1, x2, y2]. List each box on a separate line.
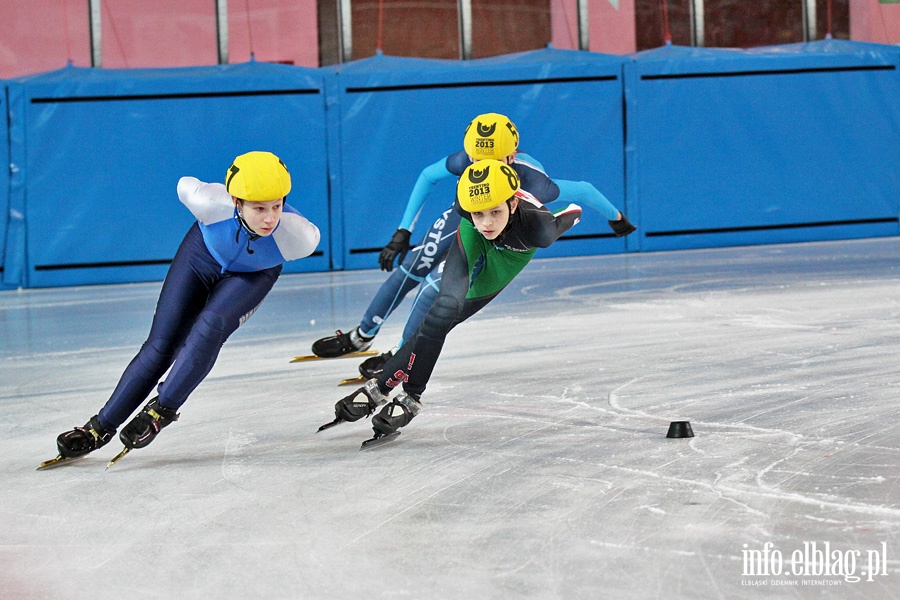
[379, 228, 412, 271]
[608, 213, 636, 237]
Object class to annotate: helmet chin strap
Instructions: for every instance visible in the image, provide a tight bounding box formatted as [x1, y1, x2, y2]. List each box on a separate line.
[234, 208, 260, 254]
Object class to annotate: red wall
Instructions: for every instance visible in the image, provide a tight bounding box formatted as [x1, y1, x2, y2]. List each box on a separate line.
[588, 0, 637, 54]
[0, 0, 318, 78]
[851, 0, 900, 44]
[1, 0, 897, 79]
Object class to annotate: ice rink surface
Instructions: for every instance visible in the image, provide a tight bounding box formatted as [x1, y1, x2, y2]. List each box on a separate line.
[2, 237, 900, 599]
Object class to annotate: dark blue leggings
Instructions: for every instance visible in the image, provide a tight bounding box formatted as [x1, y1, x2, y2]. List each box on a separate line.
[359, 208, 460, 338]
[98, 224, 281, 429]
[378, 239, 496, 398]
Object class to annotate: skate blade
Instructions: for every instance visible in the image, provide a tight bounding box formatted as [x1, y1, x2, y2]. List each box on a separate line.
[37, 455, 83, 470]
[360, 431, 400, 450]
[317, 418, 345, 432]
[290, 350, 379, 363]
[339, 375, 367, 386]
[105, 447, 131, 469]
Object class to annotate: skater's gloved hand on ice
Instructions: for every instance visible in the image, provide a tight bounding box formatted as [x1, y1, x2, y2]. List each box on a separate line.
[379, 228, 412, 271]
[608, 213, 636, 237]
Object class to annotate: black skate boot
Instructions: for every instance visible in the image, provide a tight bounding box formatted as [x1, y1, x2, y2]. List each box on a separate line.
[358, 350, 393, 379]
[56, 415, 116, 458]
[334, 379, 389, 422]
[119, 397, 179, 449]
[312, 327, 374, 358]
[372, 392, 422, 436]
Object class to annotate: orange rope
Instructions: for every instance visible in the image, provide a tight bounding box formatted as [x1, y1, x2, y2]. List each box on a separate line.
[555, 0, 577, 48]
[661, 0, 672, 44]
[377, 0, 385, 51]
[244, 0, 255, 58]
[103, 0, 129, 67]
[60, 0, 73, 64]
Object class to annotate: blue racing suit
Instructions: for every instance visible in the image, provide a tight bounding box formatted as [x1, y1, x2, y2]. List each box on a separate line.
[97, 178, 319, 429]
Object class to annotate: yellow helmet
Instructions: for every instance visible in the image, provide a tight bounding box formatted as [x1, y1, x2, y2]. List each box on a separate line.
[457, 159, 520, 212]
[225, 151, 291, 201]
[463, 113, 519, 160]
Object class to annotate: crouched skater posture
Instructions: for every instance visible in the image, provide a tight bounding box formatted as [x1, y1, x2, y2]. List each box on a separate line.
[309, 113, 560, 361]
[326, 158, 584, 445]
[311, 112, 634, 383]
[50, 151, 320, 465]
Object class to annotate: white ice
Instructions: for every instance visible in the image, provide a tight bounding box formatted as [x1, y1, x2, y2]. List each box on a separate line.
[2, 238, 900, 599]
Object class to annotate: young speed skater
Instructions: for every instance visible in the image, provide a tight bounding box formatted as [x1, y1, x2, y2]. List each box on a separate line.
[310, 113, 557, 360]
[320, 158, 609, 448]
[311, 113, 635, 382]
[42, 151, 321, 468]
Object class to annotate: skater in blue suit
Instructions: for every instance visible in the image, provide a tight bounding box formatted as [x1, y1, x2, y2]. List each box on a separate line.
[49, 151, 320, 465]
[311, 113, 635, 379]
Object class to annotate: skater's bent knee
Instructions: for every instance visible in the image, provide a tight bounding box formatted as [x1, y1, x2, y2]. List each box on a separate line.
[431, 294, 461, 320]
[420, 295, 460, 336]
[195, 312, 231, 344]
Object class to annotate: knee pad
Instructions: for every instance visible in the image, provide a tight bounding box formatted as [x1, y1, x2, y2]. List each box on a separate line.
[419, 294, 461, 339]
[194, 312, 231, 346]
[136, 337, 177, 371]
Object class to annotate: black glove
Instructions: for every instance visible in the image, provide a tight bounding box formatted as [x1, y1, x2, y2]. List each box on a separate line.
[379, 228, 412, 271]
[608, 214, 636, 237]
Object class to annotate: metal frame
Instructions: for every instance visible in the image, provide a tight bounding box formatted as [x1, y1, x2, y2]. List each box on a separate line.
[802, 0, 818, 41]
[216, 0, 229, 64]
[339, 0, 352, 61]
[689, 0, 817, 48]
[459, 0, 473, 59]
[88, 0, 102, 67]
[577, 0, 589, 50]
[690, 0, 704, 47]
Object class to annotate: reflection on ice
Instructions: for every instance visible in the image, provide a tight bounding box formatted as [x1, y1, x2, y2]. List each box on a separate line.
[2, 238, 900, 599]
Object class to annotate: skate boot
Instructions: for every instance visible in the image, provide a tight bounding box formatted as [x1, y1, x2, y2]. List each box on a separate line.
[334, 379, 389, 422]
[372, 392, 422, 436]
[56, 415, 116, 458]
[119, 397, 179, 449]
[312, 327, 373, 358]
[358, 350, 393, 379]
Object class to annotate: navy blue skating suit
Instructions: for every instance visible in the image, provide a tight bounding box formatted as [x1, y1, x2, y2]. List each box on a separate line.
[96, 177, 320, 430]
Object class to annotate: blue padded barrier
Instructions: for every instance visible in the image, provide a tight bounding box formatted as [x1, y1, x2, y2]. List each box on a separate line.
[0, 82, 12, 289]
[6, 62, 329, 288]
[624, 40, 900, 252]
[325, 48, 629, 270]
[3, 41, 900, 289]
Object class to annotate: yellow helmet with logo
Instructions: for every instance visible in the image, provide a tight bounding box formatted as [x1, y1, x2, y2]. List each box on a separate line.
[225, 151, 291, 201]
[457, 159, 520, 212]
[463, 113, 519, 160]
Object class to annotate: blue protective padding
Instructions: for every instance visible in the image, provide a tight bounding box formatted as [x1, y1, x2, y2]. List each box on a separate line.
[9, 61, 329, 287]
[0, 82, 13, 289]
[325, 48, 629, 270]
[4, 41, 900, 289]
[4, 82, 27, 289]
[624, 40, 900, 252]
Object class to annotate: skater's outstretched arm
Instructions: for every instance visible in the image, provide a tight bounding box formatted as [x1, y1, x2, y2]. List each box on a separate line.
[552, 180, 619, 220]
[551, 180, 635, 237]
[397, 158, 456, 232]
[379, 158, 457, 272]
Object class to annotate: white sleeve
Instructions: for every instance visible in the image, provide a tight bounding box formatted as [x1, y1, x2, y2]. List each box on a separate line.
[273, 212, 321, 261]
[177, 177, 234, 224]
